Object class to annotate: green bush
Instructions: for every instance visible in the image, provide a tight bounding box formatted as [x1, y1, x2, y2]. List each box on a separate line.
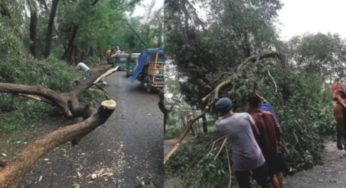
[0, 28, 83, 132]
[0, 98, 54, 132]
[0, 56, 79, 92]
[258, 70, 333, 171]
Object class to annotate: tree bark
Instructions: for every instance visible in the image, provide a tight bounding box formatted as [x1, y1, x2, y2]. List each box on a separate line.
[44, 0, 60, 58]
[0, 100, 116, 188]
[29, 10, 37, 58]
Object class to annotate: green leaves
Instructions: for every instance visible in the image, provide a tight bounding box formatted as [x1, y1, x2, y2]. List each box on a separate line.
[166, 0, 281, 108]
[288, 33, 346, 79]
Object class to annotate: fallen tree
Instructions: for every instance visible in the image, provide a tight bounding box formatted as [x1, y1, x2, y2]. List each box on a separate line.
[0, 65, 119, 187]
[0, 99, 117, 188]
[0, 65, 118, 118]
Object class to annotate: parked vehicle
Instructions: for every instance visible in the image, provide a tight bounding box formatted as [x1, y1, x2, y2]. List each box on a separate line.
[115, 52, 129, 71]
[126, 53, 140, 77]
[129, 48, 165, 92]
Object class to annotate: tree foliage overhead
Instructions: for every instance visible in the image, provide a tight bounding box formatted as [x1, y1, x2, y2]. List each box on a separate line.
[165, 0, 283, 108]
[0, 0, 163, 64]
[0, 0, 150, 131]
[287, 33, 346, 80]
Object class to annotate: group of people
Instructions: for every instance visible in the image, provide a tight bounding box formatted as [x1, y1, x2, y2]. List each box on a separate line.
[75, 44, 123, 78]
[215, 93, 287, 188]
[106, 44, 121, 66]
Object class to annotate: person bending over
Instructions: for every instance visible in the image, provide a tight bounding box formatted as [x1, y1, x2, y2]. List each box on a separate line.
[215, 97, 269, 188]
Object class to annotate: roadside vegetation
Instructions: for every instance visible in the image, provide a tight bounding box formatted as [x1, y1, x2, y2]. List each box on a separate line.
[0, 0, 163, 132]
[164, 0, 340, 187]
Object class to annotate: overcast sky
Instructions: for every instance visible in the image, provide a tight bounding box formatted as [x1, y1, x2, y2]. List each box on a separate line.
[133, 0, 346, 40]
[277, 0, 346, 40]
[131, 0, 164, 18]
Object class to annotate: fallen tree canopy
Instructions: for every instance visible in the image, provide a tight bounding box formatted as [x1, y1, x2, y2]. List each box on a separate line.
[164, 52, 287, 164]
[0, 65, 118, 118]
[0, 99, 117, 188]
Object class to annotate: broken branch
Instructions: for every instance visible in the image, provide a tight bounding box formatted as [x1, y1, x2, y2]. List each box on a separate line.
[93, 66, 119, 84]
[213, 138, 228, 160]
[202, 51, 286, 104]
[164, 111, 206, 164]
[267, 69, 278, 93]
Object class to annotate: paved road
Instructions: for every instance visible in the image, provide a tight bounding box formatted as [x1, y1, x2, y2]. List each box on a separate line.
[284, 142, 346, 188]
[23, 72, 163, 188]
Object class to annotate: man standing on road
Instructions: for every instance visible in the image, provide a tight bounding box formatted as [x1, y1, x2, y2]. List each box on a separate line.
[215, 97, 269, 188]
[248, 95, 284, 188]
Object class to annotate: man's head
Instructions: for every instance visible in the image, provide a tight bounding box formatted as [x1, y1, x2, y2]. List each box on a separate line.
[215, 97, 233, 115]
[247, 95, 262, 110]
[334, 77, 341, 82]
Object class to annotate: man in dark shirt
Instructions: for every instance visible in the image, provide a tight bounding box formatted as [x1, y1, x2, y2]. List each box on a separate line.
[248, 95, 283, 188]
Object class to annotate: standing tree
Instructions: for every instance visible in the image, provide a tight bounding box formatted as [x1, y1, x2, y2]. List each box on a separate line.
[44, 0, 59, 57]
[287, 33, 346, 81]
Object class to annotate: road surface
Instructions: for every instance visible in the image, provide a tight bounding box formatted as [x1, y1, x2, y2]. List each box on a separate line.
[23, 71, 164, 187]
[284, 142, 346, 188]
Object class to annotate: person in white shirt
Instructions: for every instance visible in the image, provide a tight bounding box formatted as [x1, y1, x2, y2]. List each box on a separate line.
[76, 62, 91, 77]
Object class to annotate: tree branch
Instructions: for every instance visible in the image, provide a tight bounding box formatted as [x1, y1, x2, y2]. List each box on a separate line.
[91, 0, 100, 6]
[164, 52, 288, 164]
[0, 65, 116, 117]
[164, 110, 206, 164]
[0, 100, 116, 188]
[202, 51, 286, 104]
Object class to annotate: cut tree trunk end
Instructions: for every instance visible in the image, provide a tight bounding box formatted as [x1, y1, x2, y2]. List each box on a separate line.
[0, 99, 116, 188]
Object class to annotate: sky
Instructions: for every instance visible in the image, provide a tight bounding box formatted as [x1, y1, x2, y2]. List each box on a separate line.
[131, 0, 164, 19]
[133, 0, 346, 40]
[277, 0, 346, 40]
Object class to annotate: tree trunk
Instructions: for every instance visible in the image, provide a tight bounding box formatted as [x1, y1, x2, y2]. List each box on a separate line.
[44, 0, 59, 58]
[158, 91, 172, 133]
[61, 25, 78, 63]
[202, 114, 208, 133]
[37, 0, 48, 10]
[0, 100, 117, 188]
[29, 11, 37, 58]
[91, 0, 99, 6]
